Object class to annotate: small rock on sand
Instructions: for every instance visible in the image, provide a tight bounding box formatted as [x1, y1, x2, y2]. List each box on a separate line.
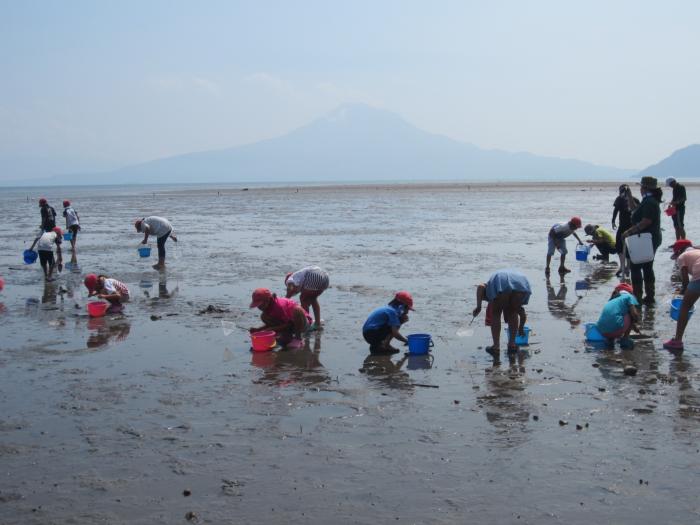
[624, 366, 638, 376]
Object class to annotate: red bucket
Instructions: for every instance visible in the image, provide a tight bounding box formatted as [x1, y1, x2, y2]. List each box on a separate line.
[250, 330, 276, 352]
[665, 206, 677, 216]
[87, 301, 109, 317]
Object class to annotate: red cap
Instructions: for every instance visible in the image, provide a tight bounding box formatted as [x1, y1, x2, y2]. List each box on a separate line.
[284, 272, 293, 285]
[570, 216, 582, 229]
[63, 200, 70, 207]
[52, 226, 62, 236]
[614, 283, 633, 294]
[394, 291, 414, 310]
[39, 198, 47, 205]
[84, 273, 98, 291]
[671, 239, 693, 259]
[249, 288, 273, 308]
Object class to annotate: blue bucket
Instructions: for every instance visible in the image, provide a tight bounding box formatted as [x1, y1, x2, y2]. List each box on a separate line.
[138, 246, 151, 258]
[670, 298, 695, 321]
[575, 245, 590, 262]
[505, 326, 531, 345]
[23, 249, 38, 264]
[585, 323, 607, 342]
[63, 231, 73, 241]
[575, 280, 590, 291]
[407, 333, 433, 355]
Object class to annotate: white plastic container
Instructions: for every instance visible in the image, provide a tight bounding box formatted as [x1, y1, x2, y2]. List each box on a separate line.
[625, 233, 654, 264]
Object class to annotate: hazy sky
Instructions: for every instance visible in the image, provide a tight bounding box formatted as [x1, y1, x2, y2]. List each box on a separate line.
[1, 0, 699, 178]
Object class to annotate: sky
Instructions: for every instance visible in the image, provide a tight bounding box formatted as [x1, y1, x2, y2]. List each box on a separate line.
[1, 0, 699, 179]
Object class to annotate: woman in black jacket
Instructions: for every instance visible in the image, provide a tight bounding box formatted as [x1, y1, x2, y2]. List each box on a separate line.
[622, 177, 662, 304]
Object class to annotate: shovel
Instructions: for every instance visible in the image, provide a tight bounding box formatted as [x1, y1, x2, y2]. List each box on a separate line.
[456, 315, 477, 337]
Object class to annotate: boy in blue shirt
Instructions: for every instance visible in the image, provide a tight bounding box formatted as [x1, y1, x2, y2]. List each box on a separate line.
[362, 291, 414, 354]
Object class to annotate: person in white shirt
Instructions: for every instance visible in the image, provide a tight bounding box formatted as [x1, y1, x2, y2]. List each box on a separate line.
[29, 227, 63, 281]
[62, 200, 80, 251]
[135, 216, 177, 270]
[545, 217, 583, 276]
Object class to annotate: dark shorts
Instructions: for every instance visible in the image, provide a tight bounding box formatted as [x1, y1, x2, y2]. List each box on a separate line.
[673, 206, 685, 229]
[615, 226, 633, 254]
[363, 326, 392, 348]
[687, 280, 700, 294]
[68, 224, 80, 233]
[38, 250, 54, 267]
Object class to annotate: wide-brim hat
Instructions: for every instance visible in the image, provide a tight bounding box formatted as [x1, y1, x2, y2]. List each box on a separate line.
[638, 176, 658, 189]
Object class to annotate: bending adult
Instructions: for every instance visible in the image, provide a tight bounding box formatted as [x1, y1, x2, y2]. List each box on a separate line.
[473, 269, 531, 362]
[135, 216, 177, 270]
[622, 176, 662, 304]
[663, 239, 697, 351]
[666, 177, 687, 241]
[612, 184, 639, 276]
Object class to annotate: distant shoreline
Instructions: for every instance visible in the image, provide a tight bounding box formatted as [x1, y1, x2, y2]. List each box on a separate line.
[155, 179, 700, 196]
[3, 179, 699, 196]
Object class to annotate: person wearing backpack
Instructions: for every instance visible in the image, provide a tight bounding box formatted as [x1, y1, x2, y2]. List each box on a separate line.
[39, 198, 57, 232]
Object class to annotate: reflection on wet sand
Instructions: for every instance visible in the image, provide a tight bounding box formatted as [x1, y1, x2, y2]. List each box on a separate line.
[158, 273, 178, 299]
[140, 274, 179, 301]
[406, 353, 434, 370]
[359, 353, 413, 391]
[252, 334, 329, 387]
[479, 351, 532, 447]
[669, 354, 700, 431]
[42, 280, 58, 304]
[64, 252, 81, 274]
[546, 276, 582, 328]
[86, 315, 131, 349]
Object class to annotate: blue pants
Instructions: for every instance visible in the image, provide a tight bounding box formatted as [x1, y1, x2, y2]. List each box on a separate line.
[157, 230, 171, 259]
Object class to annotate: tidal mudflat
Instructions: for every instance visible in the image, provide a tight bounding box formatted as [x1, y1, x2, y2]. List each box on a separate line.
[1, 182, 699, 524]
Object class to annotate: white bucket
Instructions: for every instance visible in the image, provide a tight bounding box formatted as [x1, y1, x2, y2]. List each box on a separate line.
[625, 233, 654, 264]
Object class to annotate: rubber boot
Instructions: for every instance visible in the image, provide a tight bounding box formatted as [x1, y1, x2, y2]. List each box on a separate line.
[643, 280, 655, 305]
[632, 282, 643, 303]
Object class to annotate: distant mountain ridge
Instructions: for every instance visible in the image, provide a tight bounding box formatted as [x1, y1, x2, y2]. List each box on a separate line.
[6, 104, 637, 185]
[638, 144, 700, 181]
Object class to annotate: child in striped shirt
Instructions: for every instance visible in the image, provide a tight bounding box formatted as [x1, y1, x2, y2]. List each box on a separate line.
[285, 266, 330, 330]
[84, 273, 130, 304]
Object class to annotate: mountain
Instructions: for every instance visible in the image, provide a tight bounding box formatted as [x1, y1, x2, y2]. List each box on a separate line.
[15, 104, 634, 185]
[638, 144, 700, 181]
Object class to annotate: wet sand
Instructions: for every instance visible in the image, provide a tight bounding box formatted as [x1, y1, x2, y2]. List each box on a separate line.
[1, 182, 699, 524]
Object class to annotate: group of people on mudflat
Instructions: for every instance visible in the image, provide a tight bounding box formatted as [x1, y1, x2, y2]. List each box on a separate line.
[13, 176, 698, 360]
[515, 175, 692, 358]
[26, 199, 179, 303]
[359, 175, 695, 362]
